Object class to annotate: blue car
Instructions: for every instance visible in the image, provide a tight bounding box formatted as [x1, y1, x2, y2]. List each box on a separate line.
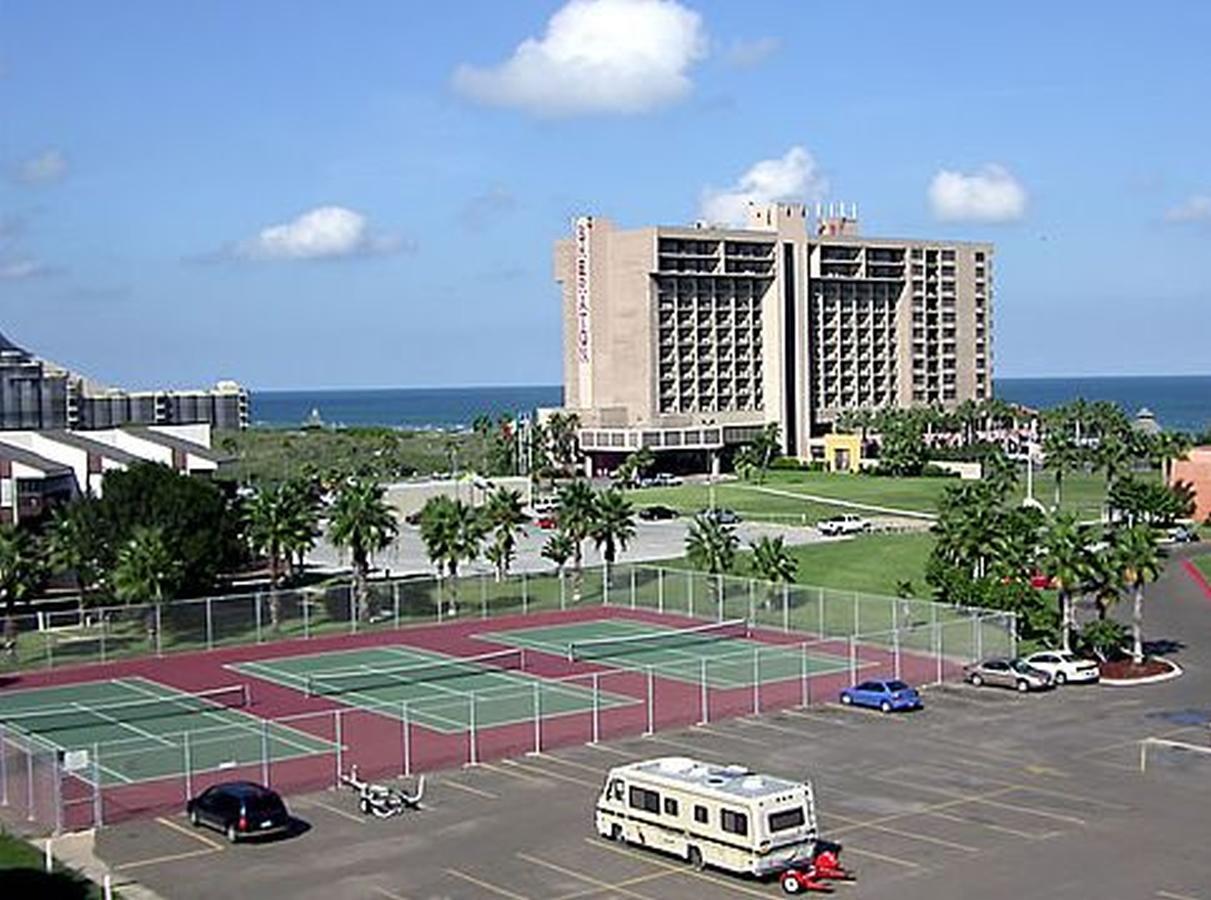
[839, 679, 922, 713]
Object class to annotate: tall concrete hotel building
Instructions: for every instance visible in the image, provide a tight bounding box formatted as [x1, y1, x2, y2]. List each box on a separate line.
[553, 202, 992, 472]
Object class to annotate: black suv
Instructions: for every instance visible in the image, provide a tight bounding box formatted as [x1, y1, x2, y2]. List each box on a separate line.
[187, 782, 291, 842]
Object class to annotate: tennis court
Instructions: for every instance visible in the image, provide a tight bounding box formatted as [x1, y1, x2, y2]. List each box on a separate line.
[0, 676, 333, 786]
[480, 618, 856, 688]
[228, 644, 637, 734]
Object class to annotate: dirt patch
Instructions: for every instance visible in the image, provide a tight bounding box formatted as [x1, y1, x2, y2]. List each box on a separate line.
[1100, 657, 1173, 680]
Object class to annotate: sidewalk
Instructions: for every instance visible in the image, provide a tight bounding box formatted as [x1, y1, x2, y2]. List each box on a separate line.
[49, 830, 164, 900]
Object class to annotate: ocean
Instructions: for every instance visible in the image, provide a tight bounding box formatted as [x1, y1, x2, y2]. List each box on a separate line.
[250, 376, 1211, 434]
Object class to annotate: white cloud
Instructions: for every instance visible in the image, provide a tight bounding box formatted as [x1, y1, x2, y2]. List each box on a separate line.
[231, 206, 404, 261]
[1164, 194, 1211, 223]
[14, 149, 68, 185]
[452, 0, 707, 116]
[0, 258, 59, 280]
[699, 146, 828, 227]
[928, 164, 1027, 223]
[723, 36, 779, 68]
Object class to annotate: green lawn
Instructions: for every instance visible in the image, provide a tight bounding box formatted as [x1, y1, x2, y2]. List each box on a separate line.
[0, 830, 108, 899]
[1193, 554, 1211, 581]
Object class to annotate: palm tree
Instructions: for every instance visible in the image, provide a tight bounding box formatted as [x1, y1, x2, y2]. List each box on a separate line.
[615, 446, 655, 487]
[557, 479, 597, 603]
[328, 478, 398, 621]
[481, 488, 526, 582]
[541, 530, 575, 575]
[0, 524, 43, 660]
[590, 489, 636, 585]
[1040, 514, 1087, 652]
[418, 495, 483, 617]
[749, 535, 797, 610]
[1082, 541, 1122, 621]
[1116, 524, 1161, 664]
[112, 526, 182, 643]
[1042, 427, 1083, 511]
[245, 486, 318, 629]
[750, 423, 782, 479]
[44, 500, 106, 611]
[685, 515, 739, 608]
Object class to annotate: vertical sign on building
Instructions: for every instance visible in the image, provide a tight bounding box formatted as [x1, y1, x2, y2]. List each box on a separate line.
[574, 216, 594, 406]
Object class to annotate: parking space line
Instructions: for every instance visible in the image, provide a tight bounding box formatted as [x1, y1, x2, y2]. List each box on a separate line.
[583, 742, 635, 758]
[828, 811, 979, 852]
[549, 868, 678, 900]
[155, 815, 225, 850]
[641, 734, 731, 757]
[115, 847, 220, 872]
[866, 773, 1089, 826]
[535, 752, 608, 775]
[479, 761, 547, 784]
[1076, 724, 1202, 758]
[1157, 889, 1203, 900]
[822, 702, 910, 722]
[780, 708, 861, 728]
[503, 757, 600, 788]
[445, 868, 532, 899]
[585, 837, 775, 898]
[691, 723, 769, 745]
[294, 796, 366, 824]
[517, 851, 660, 900]
[732, 716, 816, 739]
[370, 885, 410, 900]
[437, 777, 499, 800]
[827, 786, 1018, 838]
[925, 809, 1053, 840]
[841, 843, 922, 869]
[941, 769, 1129, 811]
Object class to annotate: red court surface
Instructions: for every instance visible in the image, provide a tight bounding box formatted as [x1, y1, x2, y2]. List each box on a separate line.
[0, 606, 954, 831]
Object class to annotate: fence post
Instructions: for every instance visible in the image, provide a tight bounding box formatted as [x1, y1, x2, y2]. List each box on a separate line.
[335, 711, 344, 785]
[590, 674, 600, 745]
[532, 682, 541, 754]
[748, 579, 756, 624]
[480, 573, 488, 619]
[688, 573, 694, 619]
[974, 616, 983, 663]
[853, 592, 860, 636]
[92, 742, 103, 828]
[0, 724, 8, 808]
[155, 605, 163, 656]
[45, 628, 53, 669]
[800, 643, 810, 707]
[848, 636, 857, 685]
[260, 718, 270, 787]
[303, 590, 311, 639]
[698, 658, 709, 725]
[752, 647, 760, 715]
[559, 573, 566, 611]
[51, 749, 62, 835]
[630, 567, 637, 610]
[255, 592, 263, 644]
[893, 626, 902, 680]
[522, 571, 529, 616]
[26, 738, 34, 822]
[182, 732, 192, 809]
[468, 694, 479, 766]
[393, 582, 401, 629]
[817, 588, 825, 638]
[934, 622, 943, 685]
[602, 566, 609, 605]
[349, 583, 358, 634]
[716, 574, 723, 622]
[205, 597, 213, 651]
[782, 584, 790, 633]
[645, 666, 655, 735]
[657, 568, 664, 614]
[401, 702, 412, 777]
[99, 615, 107, 664]
[1009, 613, 1019, 658]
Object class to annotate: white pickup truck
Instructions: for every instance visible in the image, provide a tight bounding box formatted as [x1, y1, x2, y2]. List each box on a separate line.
[817, 514, 871, 537]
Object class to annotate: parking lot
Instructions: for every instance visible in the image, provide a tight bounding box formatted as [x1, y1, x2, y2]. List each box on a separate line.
[95, 670, 1211, 900]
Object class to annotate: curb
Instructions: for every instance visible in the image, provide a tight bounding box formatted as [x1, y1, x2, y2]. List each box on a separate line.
[1100, 657, 1184, 687]
[1180, 559, 1211, 602]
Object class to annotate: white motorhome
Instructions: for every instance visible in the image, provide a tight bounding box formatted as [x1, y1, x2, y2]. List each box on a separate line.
[595, 757, 817, 875]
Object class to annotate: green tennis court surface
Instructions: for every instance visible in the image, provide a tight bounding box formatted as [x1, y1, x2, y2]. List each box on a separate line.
[480, 619, 854, 688]
[0, 677, 333, 786]
[229, 644, 636, 734]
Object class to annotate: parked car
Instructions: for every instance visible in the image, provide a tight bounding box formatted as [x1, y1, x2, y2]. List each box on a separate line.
[817, 514, 871, 537]
[839, 679, 922, 713]
[963, 658, 1052, 692]
[535, 514, 559, 530]
[698, 507, 741, 525]
[1164, 525, 1199, 544]
[187, 782, 291, 843]
[651, 473, 683, 487]
[638, 504, 679, 521]
[1021, 650, 1100, 685]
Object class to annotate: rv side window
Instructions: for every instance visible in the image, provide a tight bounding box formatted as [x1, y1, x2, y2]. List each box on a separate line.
[721, 809, 748, 836]
[693, 805, 708, 824]
[768, 807, 806, 832]
[628, 787, 661, 814]
[663, 797, 679, 816]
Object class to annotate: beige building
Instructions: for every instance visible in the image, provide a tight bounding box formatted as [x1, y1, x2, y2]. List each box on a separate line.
[553, 203, 992, 469]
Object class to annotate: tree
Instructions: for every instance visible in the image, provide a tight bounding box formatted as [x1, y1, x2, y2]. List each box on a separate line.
[44, 500, 107, 609]
[750, 423, 782, 480]
[541, 530, 576, 576]
[245, 485, 318, 629]
[590, 489, 636, 584]
[328, 478, 398, 621]
[418, 494, 482, 617]
[0, 525, 43, 660]
[685, 515, 739, 607]
[733, 445, 761, 483]
[111, 526, 182, 643]
[749, 535, 797, 609]
[1041, 426, 1084, 511]
[614, 447, 655, 487]
[481, 488, 526, 582]
[557, 479, 597, 603]
[878, 417, 927, 475]
[1116, 524, 1161, 665]
[1040, 514, 1087, 652]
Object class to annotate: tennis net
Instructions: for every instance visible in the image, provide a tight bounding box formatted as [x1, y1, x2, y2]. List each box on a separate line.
[0, 683, 250, 737]
[568, 619, 750, 662]
[305, 648, 526, 697]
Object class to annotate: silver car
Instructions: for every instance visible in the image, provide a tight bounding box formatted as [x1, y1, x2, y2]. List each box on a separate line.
[964, 658, 1053, 692]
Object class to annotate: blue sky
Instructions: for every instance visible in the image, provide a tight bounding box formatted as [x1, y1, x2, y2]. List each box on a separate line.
[2, 0, 1209, 389]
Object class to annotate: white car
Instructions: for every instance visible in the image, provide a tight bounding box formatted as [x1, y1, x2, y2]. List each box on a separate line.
[1021, 651, 1100, 685]
[817, 514, 871, 537]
